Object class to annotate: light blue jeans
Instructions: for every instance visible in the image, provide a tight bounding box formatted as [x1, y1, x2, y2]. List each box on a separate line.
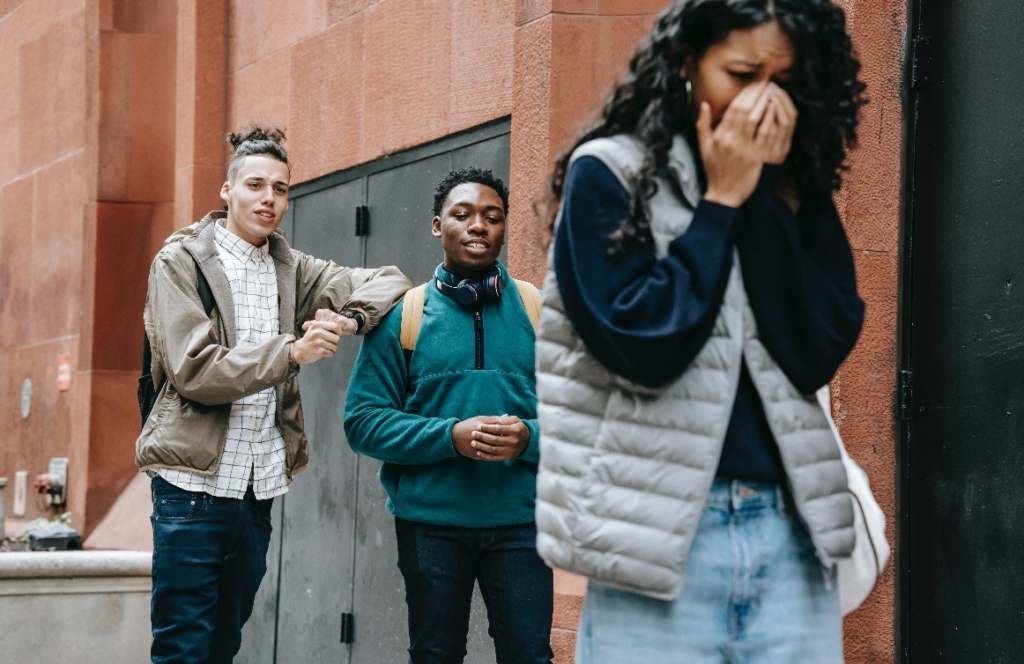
[575, 479, 843, 664]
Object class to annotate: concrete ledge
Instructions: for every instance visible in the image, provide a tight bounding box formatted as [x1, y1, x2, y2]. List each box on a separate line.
[0, 575, 151, 597]
[0, 551, 152, 661]
[0, 551, 152, 578]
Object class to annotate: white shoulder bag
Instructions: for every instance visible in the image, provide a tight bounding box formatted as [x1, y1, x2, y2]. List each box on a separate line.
[815, 386, 890, 616]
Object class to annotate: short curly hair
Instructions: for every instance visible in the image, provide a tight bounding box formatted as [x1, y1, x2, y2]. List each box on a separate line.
[433, 168, 510, 217]
[226, 123, 289, 183]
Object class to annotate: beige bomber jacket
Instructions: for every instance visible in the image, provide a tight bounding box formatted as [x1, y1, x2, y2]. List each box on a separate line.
[135, 211, 412, 478]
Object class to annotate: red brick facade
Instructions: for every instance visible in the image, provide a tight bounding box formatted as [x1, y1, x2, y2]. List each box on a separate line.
[0, 1, 903, 660]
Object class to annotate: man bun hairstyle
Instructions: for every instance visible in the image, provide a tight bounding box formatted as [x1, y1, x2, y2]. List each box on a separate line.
[226, 123, 290, 182]
[433, 167, 510, 217]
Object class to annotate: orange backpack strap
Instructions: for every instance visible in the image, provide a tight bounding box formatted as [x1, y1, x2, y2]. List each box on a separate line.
[514, 279, 542, 332]
[400, 283, 428, 352]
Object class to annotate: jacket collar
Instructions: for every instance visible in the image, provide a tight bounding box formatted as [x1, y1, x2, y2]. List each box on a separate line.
[179, 210, 297, 347]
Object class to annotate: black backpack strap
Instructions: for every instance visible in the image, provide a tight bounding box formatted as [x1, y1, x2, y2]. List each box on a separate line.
[196, 266, 215, 316]
[139, 263, 217, 428]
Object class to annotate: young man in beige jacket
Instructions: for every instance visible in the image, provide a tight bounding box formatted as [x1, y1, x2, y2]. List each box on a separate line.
[136, 125, 411, 663]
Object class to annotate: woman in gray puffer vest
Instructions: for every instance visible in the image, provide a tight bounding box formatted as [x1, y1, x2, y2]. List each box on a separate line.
[534, 1, 866, 661]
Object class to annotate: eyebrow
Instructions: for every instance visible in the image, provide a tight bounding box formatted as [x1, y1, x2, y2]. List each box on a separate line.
[450, 201, 504, 213]
[246, 176, 289, 187]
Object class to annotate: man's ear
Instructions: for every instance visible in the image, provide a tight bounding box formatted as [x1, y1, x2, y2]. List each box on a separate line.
[219, 181, 231, 205]
[431, 216, 442, 238]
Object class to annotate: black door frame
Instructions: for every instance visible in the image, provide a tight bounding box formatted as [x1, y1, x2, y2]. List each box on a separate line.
[896, 0, 925, 660]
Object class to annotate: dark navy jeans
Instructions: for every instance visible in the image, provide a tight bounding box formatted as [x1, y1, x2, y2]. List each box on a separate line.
[395, 517, 554, 664]
[150, 476, 273, 664]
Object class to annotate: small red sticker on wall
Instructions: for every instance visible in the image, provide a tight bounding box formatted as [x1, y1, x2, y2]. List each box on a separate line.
[57, 354, 72, 392]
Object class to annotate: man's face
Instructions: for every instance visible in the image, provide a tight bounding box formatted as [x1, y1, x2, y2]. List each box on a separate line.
[220, 155, 290, 246]
[432, 182, 506, 280]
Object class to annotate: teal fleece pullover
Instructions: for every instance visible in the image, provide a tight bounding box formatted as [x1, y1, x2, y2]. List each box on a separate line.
[343, 262, 540, 528]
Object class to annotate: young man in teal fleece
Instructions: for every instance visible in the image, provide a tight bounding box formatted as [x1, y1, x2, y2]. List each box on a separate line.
[344, 168, 554, 664]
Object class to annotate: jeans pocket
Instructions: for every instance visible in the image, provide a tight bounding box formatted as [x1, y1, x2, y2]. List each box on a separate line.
[254, 501, 273, 529]
[154, 492, 206, 522]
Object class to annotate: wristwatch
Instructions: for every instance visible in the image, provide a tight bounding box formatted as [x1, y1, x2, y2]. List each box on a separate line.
[339, 309, 365, 332]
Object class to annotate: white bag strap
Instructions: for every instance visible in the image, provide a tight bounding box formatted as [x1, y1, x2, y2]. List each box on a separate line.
[816, 385, 891, 615]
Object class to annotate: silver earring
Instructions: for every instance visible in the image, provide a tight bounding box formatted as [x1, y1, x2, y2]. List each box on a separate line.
[684, 78, 692, 106]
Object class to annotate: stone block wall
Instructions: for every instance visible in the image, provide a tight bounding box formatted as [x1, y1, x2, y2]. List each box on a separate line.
[0, 0, 904, 661]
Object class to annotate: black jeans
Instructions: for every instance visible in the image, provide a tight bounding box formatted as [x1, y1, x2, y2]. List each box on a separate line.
[395, 517, 555, 664]
[150, 476, 273, 664]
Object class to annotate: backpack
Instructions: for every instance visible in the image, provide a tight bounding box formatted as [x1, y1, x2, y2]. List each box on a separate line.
[137, 266, 216, 428]
[399, 279, 542, 361]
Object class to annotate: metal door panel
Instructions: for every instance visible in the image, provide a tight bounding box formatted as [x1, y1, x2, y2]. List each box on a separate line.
[274, 181, 366, 662]
[235, 202, 306, 664]
[236, 498, 284, 664]
[351, 138, 512, 663]
[453, 135, 512, 267]
[247, 121, 514, 662]
[903, 0, 1024, 660]
[452, 134, 511, 184]
[364, 153, 453, 287]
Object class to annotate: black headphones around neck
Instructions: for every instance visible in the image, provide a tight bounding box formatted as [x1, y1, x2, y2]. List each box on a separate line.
[434, 264, 503, 308]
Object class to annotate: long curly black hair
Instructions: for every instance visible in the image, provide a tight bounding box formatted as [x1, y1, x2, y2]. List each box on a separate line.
[549, 0, 866, 251]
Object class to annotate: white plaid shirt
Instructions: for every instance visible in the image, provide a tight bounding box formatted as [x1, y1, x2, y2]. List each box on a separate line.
[157, 223, 291, 500]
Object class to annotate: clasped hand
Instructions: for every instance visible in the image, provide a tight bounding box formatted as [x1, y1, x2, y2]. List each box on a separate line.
[699, 81, 798, 209]
[291, 309, 359, 365]
[452, 415, 530, 462]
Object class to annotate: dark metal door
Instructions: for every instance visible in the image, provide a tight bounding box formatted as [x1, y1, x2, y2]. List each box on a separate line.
[901, 2, 1024, 661]
[240, 120, 512, 663]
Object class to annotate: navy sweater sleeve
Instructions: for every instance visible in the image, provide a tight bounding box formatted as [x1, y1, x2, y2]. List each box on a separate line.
[737, 166, 865, 393]
[554, 156, 741, 387]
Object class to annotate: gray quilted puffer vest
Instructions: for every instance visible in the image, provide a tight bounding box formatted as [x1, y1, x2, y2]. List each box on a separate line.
[534, 134, 854, 601]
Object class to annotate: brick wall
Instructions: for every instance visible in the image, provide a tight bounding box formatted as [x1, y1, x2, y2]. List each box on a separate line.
[0, 0, 904, 660]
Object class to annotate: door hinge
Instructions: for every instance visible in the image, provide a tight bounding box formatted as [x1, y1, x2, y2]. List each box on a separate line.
[340, 612, 354, 644]
[355, 205, 370, 237]
[911, 35, 934, 89]
[897, 369, 914, 421]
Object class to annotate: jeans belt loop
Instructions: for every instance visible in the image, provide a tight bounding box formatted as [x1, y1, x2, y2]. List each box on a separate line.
[775, 484, 787, 519]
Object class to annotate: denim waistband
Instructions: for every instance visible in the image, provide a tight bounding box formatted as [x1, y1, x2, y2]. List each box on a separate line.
[704, 478, 787, 516]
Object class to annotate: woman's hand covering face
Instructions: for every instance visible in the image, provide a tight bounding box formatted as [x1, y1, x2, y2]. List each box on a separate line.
[697, 82, 797, 208]
[763, 85, 798, 165]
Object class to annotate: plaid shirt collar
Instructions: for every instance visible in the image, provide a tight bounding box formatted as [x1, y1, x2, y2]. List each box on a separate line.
[215, 220, 271, 263]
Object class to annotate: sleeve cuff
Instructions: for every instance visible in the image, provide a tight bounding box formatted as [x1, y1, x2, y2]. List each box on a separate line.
[670, 199, 741, 252]
[520, 419, 541, 464]
[444, 418, 460, 458]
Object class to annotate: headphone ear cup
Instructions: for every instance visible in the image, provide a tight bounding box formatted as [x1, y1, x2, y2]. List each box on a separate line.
[484, 272, 503, 300]
[455, 280, 482, 307]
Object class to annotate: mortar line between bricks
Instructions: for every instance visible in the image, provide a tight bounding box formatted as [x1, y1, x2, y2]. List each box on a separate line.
[1, 149, 87, 189]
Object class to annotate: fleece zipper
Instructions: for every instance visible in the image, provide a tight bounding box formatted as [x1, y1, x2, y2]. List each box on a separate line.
[473, 307, 484, 370]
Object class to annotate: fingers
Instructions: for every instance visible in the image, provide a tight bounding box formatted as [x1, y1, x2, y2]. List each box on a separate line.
[746, 86, 773, 135]
[339, 317, 359, 336]
[755, 99, 779, 143]
[305, 319, 342, 336]
[473, 430, 515, 446]
[476, 420, 522, 436]
[695, 101, 713, 152]
[470, 437, 505, 454]
[773, 86, 798, 126]
[718, 82, 768, 136]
